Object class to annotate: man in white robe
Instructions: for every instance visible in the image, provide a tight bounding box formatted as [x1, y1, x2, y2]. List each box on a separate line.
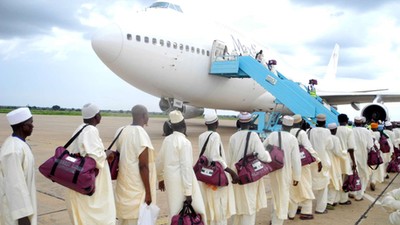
[369, 123, 387, 191]
[226, 112, 271, 225]
[308, 114, 333, 214]
[65, 103, 116, 225]
[157, 110, 207, 224]
[327, 123, 346, 209]
[352, 117, 374, 201]
[384, 121, 397, 179]
[114, 105, 157, 225]
[264, 116, 301, 225]
[197, 112, 238, 225]
[0, 108, 37, 225]
[335, 114, 356, 206]
[288, 114, 320, 220]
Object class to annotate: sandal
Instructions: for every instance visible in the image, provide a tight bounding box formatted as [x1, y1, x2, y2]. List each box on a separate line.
[339, 200, 352, 205]
[300, 214, 314, 220]
[315, 209, 328, 214]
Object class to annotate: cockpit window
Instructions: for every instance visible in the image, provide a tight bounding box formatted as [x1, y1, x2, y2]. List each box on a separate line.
[149, 2, 183, 13]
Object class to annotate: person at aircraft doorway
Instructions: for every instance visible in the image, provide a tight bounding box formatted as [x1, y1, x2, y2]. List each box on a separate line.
[255, 50, 264, 63]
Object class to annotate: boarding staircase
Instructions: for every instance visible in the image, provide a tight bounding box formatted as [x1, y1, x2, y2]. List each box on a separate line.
[209, 55, 339, 132]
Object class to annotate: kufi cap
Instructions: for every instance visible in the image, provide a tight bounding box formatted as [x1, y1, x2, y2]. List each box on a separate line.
[169, 110, 184, 124]
[370, 123, 379, 129]
[328, 123, 337, 130]
[204, 112, 218, 125]
[354, 116, 363, 122]
[385, 121, 392, 127]
[316, 114, 326, 122]
[238, 112, 252, 123]
[82, 103, 100, 119]
[361, 116, 366, 123]
[293, 114, 302, 124]
[282, 115, 294, 127]
[7, 107, 32, 125]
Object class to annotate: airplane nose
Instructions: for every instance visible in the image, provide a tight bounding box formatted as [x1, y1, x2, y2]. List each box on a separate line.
[91, 23, 123, 63]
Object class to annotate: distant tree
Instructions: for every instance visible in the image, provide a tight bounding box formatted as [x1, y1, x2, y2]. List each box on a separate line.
[52, 105, 61, 110]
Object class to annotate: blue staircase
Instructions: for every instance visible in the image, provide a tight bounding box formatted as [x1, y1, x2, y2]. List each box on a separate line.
[210, 56, 339, 129]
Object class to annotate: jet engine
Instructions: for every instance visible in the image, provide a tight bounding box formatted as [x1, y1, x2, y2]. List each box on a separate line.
[361, 103, 389, 123]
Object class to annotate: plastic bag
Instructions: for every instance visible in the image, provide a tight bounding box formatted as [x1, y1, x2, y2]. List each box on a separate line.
[138, 203, 160, 225]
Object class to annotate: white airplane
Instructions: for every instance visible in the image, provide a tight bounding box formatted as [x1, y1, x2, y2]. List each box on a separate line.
[91, 1, 400, 129]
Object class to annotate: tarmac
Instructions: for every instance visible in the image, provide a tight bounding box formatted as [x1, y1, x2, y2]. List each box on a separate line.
[0, 114, 398, 225]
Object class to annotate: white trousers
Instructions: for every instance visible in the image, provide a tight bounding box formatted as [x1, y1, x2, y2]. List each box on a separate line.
[232, 213, 256, 225]
[314, 187, 328, 213]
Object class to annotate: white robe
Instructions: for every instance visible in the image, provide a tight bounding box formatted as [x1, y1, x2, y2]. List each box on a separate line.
[289, 128, 319, 203]
[263, 131, 302, 220]
[327, 135, 345, 191]
[198, 131, 235, 222]
[336, 126, 356, 175]
[352, 127, 374, 182]
[65, 124, 116, 225]
[371, 130, 385, 184]
[157, 131, 207, 223]
[382, 188, 400, 225]
[114, 125, 157, 220]
[226, 130, 271, 215]
[308, 127, 334, 190]
[0, 136, 37, 225]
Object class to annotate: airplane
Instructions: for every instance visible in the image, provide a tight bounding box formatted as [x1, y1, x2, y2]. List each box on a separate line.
[91, 0, 400, 132]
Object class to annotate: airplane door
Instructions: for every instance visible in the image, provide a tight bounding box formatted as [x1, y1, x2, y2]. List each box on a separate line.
[210, 40, 227, 63]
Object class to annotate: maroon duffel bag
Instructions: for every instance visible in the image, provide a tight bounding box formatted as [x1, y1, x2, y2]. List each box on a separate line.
[39, 125, 99, 195]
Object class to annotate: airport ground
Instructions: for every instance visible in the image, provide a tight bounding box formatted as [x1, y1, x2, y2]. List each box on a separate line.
[0, 114, 398, 225]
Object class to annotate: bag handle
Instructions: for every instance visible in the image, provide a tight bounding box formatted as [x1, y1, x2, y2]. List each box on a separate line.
[64, 125, 89, 148]
[199, 132, 213, 157]
[295, 129, 301, 138]
[107, 127, 125, 150]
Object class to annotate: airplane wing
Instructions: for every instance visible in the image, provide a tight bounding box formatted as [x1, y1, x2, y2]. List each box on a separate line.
[318, 91, 400, 105]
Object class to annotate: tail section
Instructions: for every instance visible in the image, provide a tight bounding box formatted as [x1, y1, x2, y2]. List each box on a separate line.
[324, 43, 339, 81]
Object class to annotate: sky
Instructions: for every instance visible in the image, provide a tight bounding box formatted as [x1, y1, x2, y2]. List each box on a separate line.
[1, 0, 400, 120]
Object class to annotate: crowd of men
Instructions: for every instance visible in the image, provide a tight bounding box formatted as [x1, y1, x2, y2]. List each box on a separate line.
[2, 104, 400, 225]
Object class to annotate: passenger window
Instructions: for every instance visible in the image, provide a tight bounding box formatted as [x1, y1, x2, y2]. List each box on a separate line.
[201, 49, 205, 55]
[136, 35, 141, 42]
[191, 47, 195, 53]
[160, 39, 164, 46]
[167, 41, 171, 48]
[196, 48, 200, 54]
[179, 44, 184, 50]
[152, 38, 157, 45]
[173, 42, 178, 49]
[207, 51, 210, 56]
[127, 34, 132, 40]
[144, 36, 149, 43]
[185, 45, 189, 52]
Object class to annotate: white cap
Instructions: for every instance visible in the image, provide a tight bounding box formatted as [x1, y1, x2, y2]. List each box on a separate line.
[204, 112, 218, 125]
[7, 107, 32, 125]
[238, 112, 252, 123]
[169, 110, 184, 124]
[316, 114, 326, 122]
[82, 103, 100, 119]
[354, 116, 363, 122]
[293, 114, 302, 124]
[282, 115, 294, 126]
[328, 123, 337, 130]
[385, 121, 392, 127]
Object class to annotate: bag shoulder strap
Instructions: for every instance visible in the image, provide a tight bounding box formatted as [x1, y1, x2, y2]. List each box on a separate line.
[278, 131, 282, 149]
[199, 132, 213, 157]
[295, 129, 301, 138]
[242, 131, 252, 164]
[64, 124, 89, 148]
[107, 127, 125, 150]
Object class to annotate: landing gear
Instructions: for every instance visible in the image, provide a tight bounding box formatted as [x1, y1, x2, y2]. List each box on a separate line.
[163, 120, 173, 136]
